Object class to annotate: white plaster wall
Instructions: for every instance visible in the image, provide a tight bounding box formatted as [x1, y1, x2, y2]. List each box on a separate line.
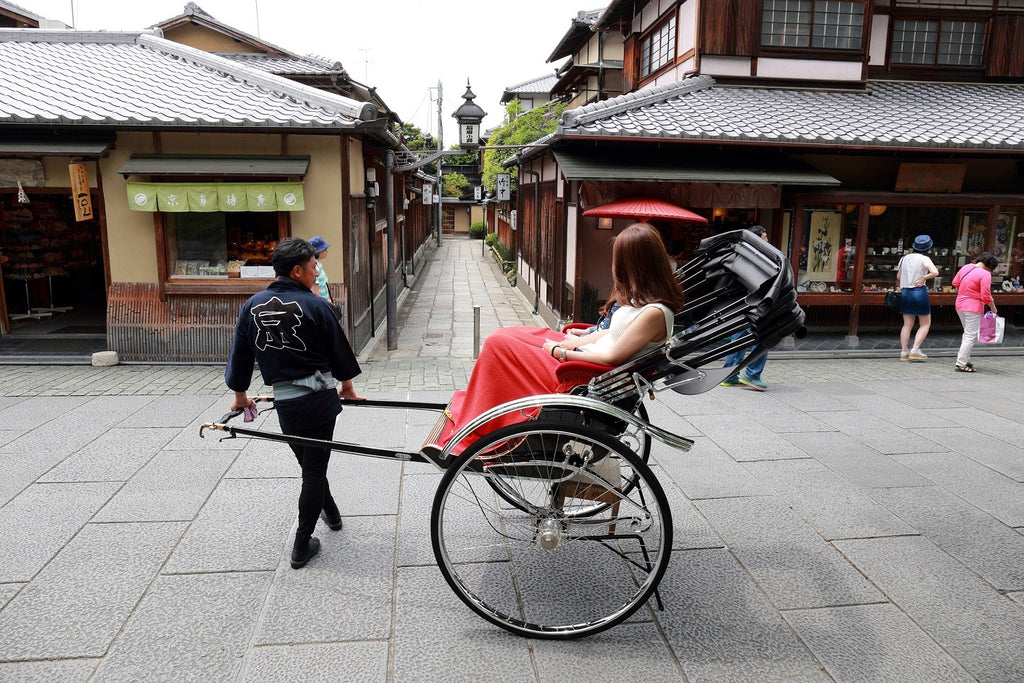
[678, 0, 696, 56]
[702, 55, 753, 77]
[869, 14, 889, 66]
[757, 58, 863, 81]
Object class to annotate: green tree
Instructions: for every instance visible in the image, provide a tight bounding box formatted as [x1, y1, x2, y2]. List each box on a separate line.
[398, 122, 439, 173]
[442, 172, 470, 198]
[482, 99, 566, 195]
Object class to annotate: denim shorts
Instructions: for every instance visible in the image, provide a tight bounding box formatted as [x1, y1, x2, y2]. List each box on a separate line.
[899, 286, 930, 316]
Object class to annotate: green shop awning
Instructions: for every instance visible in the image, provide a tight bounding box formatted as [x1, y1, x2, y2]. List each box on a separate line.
[126, 182, 305, 212]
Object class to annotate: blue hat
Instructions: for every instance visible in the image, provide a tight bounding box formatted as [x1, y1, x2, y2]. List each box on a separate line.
[309, 236, 330, 253]
[912, 234, 933, 252]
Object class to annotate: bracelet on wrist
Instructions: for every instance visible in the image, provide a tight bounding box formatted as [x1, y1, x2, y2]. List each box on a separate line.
[560, 347, 568, 361]
[550, 345, 560, 358]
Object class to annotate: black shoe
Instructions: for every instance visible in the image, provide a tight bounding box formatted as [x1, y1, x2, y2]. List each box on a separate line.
[290, 536, 320, 569]
[320, 509, 343, 531]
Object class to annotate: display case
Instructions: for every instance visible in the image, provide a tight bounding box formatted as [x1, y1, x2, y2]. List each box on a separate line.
[860, 242, 959, 293]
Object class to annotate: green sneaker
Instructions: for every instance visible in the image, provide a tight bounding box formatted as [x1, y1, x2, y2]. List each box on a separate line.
[738, 375, 767, 391]
[720, 378, 741, 387]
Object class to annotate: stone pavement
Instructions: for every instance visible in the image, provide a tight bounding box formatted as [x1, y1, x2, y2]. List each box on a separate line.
[0, 237, 1022, 681]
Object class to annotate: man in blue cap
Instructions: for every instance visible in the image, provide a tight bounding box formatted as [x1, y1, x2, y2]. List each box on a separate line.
[309, 236, 331, 301]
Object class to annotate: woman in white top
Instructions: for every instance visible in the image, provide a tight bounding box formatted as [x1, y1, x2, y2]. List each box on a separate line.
[895, 234, 939, 361]
[434, 223, 685, 452]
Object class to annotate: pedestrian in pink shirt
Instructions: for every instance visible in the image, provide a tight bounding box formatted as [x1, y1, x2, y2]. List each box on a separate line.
[952, 253, 999, 373]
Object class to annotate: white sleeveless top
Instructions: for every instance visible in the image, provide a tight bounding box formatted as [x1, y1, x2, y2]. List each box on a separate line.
[580, 303, 674, 358]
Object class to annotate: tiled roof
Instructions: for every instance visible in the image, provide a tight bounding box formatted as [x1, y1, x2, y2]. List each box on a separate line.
[0, 0, 43, 22]
[221, 52, 346, 76]
[559, 74, 1024, 151]
[547, 8, 604, 62]
[501, 74, 558, 102]
[0, 29, 377, 130]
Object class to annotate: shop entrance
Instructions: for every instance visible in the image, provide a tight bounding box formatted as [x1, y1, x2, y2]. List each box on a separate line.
[0, 190, 106, 353]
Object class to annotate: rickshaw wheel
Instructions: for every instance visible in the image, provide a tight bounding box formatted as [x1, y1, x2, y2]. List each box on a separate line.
[484, 402, 652, 517]
[430, 420, 672, 639]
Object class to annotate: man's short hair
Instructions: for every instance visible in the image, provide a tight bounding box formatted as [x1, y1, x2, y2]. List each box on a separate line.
[271, 237, 315, 277]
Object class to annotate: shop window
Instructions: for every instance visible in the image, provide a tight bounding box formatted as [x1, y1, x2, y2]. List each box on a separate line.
[640, 14, 676, 78]
[797, 205, 860, 292]
[762, 0, 865, 50]
[890, 18, 985, 66]
[166, 212, 279, 278]
[861, 206, 958, 293]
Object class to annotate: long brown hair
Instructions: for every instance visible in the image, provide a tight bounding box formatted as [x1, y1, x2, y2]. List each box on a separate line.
[599, 223, 685, 315]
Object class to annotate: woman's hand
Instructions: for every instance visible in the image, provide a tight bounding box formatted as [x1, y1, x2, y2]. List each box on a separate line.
[542, 340, 562, 357]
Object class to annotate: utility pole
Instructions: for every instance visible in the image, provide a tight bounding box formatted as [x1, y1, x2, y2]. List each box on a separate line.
[436, 80, 443, 246]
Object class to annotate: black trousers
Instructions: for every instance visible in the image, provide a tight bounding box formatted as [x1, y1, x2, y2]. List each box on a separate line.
[276, 391, 342, 545]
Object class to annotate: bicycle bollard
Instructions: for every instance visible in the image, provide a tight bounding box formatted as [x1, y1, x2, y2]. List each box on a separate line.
[473, 305, 481, 359]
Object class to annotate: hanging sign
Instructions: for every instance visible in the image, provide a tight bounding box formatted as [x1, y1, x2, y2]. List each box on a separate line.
[496, 173, 511, 201]
[68, 163, 94, 221]
[423, 184, 433, 205]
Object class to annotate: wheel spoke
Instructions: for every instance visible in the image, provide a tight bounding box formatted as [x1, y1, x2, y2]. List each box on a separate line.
[431, 422, 672, 639]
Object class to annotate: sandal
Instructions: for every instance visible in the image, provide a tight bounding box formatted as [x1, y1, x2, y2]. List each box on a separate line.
[955, 364, 977, 373]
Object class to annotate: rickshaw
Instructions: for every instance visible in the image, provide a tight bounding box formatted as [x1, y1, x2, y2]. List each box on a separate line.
[201, 229, 804, 639]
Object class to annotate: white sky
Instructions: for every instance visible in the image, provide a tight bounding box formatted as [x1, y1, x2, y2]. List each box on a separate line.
[21, 0, 592, 135]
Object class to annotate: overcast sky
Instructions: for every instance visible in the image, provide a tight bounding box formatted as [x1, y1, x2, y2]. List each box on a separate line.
[22, 0, 593, 135]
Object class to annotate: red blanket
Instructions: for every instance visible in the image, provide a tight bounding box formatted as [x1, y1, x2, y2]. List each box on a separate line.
[438, 326, 563, 452]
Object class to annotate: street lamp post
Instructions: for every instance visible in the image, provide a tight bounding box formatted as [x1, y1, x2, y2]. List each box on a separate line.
[383, 80, 487, 350]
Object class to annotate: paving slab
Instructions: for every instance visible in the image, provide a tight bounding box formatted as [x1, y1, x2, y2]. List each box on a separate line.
[0, 583, 19, 609]
[743, 458, 917, 540]
[868, 485, 1024, 591]
[0, 521, 185, 659]
[0, 396, 90, 429]
[396, 470, 440, 568]
[1, 238, 1022, 680]
[93, 449, 237, 522]
[0, 449, 68, 506]
[834, 535, 1024, 681]
[685, 413, 809, 461]
[695, 496, 883, 609]
[839, 393, 952, 429]
[39, 427, 179, 483]
[781, 430, 931, 489]
[891, 451, 1024, 527]
[814, 410, 947, 455]
[254, 515, 396, 644]
[0, 481, 119, 582]
[241, 641, 389, 682]
[658, 476, 726, 551]
[0, 659, 100, 681]
[653, 437, 770, 500]
[532, 621, 685, 681]
[783, 603, 974, 682]
[391, 564, 535, 682]
[163, 478, 296, 573]
[913, 425, 1024, 481]
[93, 572, 272, 682]
[655, 548, 830, 681]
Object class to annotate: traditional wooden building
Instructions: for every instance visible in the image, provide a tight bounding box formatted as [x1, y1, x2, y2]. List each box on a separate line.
[510, 0, 1024, 337]
[0, 23, 430, 359]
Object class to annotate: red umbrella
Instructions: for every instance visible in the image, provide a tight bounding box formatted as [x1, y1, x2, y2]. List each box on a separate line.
[583, 197, 708, 223]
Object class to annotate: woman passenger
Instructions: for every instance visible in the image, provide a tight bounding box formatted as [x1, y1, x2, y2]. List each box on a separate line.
[434, 223, 685, 452]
